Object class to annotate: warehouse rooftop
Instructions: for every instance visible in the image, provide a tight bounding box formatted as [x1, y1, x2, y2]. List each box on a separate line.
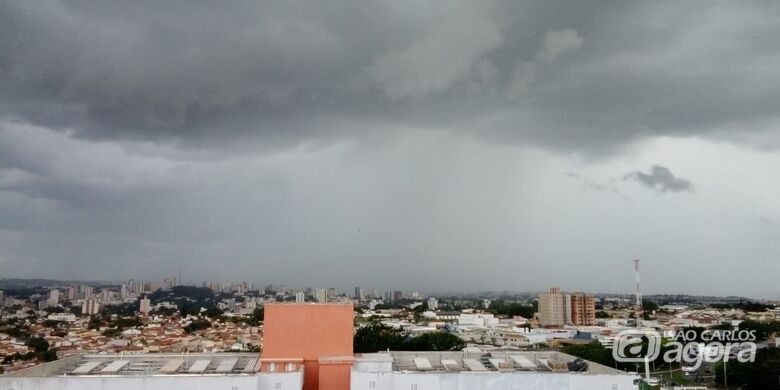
[3, 353, 269, 377]
[354, 350, 631, 375]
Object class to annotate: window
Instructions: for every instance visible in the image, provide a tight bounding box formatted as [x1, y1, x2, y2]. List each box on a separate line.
[268, 362, 276, 372]
[369, 381, 376, 389]
[275, 383, 282, 389]
[411, 385, 418, 390]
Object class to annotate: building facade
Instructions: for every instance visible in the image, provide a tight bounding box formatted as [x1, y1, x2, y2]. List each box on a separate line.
[569, 292, 596, 326]
[139, 297, 151, 314]
[538, 288, 595, 327]
[538, 287, 566, 327]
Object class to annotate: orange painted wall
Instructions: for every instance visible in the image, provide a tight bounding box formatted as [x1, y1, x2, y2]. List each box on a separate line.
[262, 303, 354, 390]
[318, 361, 353, 390]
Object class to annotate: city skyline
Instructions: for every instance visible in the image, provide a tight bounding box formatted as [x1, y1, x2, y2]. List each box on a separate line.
[1, 1, 780, 298]
[1, 276, 775, 302]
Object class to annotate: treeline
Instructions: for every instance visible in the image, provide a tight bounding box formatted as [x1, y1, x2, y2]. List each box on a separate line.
[714, 348, 780, 389]
[487, 300, 535, 318]
[710, 301, 774, 312]
[148, 286, 215, 301]
[354, 323, 465, 353]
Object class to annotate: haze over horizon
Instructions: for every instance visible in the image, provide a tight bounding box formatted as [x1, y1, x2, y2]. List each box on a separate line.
[1, 1, 779, 299]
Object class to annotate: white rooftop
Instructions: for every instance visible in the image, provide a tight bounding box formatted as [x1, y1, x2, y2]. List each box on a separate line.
[354, 350, 632, 375]
[5, 353, 265, 377]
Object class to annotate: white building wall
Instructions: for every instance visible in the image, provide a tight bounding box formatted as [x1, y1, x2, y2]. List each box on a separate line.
[0, 372, 303, 390]
[352, 372, 638, 390]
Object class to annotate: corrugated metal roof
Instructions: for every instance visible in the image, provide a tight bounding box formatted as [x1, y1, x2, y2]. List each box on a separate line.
[158, 359, 184, 373]
[100, 360, 129, 373]
[441, 359, 460, 370]
[187, 359, 211, 373]
[413, 357, 432, 370]
[216, 358, 238, 373]
[242, 358, 259, 373]
[509, 354, 536, 369]
[72, 361, 102, 374]
[463, 358, 488, 372]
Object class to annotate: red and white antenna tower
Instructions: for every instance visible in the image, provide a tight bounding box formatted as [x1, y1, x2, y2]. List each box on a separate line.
[634, 259, 643, 322]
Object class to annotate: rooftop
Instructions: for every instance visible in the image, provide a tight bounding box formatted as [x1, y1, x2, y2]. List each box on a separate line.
[5, 350, 635, 377]
[354, 350, 631, 375]
[4, 353, 264, 377]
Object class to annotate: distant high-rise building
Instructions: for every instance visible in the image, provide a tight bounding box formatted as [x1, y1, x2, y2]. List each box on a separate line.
[538, 287, 565, 327]
[354, 286, 364, 300]
[0, 290, 4, 307]
[568, 292, 595, 326]
[120, 284, 129, 299]
[427, 297, 438, 310]
[67, 287, 77, 300]
[81, 285, 93, 300]
[47, 289, 60, 307]
[139, 297, 151, 314]
[538, 288, 595, 327]
[315, 288, 327, 303]
[392, 290, 403, 302]
[295, 291, 305, 303]
[82, 299, 100, 316]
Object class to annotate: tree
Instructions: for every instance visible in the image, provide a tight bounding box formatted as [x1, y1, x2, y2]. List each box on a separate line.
[26, 337, 49, 353]
[42, 319, 64, 328]
[736, 320, 780, 342]
[354, 323, 404, 353]
[487, 301, 535, 318]
[561, 342, 616, 367]
[642, 300, 659, 312]
[714, 348, 780, 389]
[87, 316, 103, 330]
[401, 332, 465, 352]
[354, 323, 466, 353]
[204, 306, 224, 318]
[36, 349, 58, 362]
[247, 308, 264, 326]
[183, 319, 211, 334]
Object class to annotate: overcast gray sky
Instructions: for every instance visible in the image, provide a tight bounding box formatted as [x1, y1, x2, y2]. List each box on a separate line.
[1, 1, 779, 298]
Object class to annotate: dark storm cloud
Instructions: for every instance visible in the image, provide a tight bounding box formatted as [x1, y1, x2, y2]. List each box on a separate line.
[565, 172, 630, 201]
[2, 1, 780, 152]
[2, 1, 780, 297]
[625, 165, 693, 193]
